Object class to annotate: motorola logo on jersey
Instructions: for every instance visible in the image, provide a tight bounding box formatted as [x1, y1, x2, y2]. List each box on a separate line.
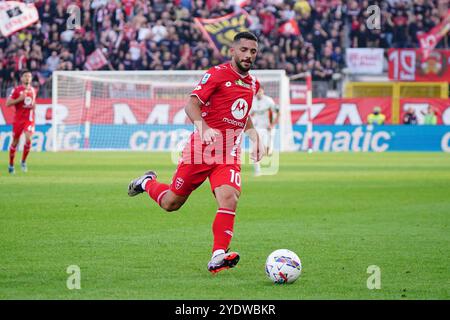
[231, 98, 249, 120]
[222, 117, 245, 127]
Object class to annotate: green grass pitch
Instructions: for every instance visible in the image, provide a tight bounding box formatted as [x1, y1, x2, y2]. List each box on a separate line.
[0, 151, 449, 299]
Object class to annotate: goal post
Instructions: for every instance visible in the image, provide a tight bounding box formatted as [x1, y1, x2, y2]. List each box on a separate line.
[51, 70, 295, 152]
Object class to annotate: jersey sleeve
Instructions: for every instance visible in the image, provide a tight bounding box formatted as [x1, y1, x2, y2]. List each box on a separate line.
[9, 87, 19, 99]
[190, 68, 220, 105]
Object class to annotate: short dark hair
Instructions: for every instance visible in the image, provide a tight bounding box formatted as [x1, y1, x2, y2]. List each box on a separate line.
[20, 69, 32, 77]
[233, 31, 258, 43]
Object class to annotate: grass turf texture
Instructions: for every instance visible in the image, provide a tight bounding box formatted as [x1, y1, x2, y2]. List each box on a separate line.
[0, 152, 449, 300]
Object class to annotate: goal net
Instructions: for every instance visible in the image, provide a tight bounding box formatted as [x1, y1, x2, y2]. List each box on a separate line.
[51, 70, 295, 152]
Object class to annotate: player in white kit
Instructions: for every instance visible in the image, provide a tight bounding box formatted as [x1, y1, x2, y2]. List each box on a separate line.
[250, 87, 279, 176]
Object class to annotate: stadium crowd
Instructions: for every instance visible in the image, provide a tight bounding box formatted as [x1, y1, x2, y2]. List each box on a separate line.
[0, 0, 448, 97]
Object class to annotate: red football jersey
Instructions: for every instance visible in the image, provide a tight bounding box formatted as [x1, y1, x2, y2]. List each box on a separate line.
[9, 85, 37, 123]
[186, 62, 260, 164]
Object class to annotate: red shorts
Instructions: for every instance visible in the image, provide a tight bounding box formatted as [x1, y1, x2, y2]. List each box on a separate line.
[169, 160, 242, 197]
[13, 121, 34, 139]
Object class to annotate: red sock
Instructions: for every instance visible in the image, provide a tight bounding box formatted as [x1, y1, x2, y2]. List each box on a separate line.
[22, 141, 31, 162]
[9, 145, 16, 166]
[212, 208, 236, 252]
[145, 180, 170, 207]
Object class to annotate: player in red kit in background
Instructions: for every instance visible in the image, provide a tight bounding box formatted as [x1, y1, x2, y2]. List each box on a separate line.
[6, 70, 37, 174]
[128, 32, 265, 273]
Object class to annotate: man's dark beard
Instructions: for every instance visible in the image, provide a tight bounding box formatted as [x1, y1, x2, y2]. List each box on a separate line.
[236, 59, 252, 72]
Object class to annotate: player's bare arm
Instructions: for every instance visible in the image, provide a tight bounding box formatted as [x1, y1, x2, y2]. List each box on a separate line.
[185, 96, 220, 145]
[270, 109, 280, 131]
[245, 116, 265, 162]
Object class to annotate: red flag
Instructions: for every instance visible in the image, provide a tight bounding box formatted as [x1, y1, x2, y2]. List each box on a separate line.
[84, 49, 108, 71]
[417, 10, 450, 60]
[278, 19, 300, 36]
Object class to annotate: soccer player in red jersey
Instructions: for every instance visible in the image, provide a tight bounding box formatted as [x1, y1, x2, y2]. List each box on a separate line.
[6, 70, 37, 174]
[128, 32, 265, 273]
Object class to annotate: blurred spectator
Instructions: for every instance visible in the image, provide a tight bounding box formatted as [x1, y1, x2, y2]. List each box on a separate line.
[367, 106, 386, 125]
[248, 9, 262, 35]
[74, 43, 86, 69]
[152, 20, 168, 43]
[13, 48, 27, 72]
[422, 106, 437, 125]
[0, 60, 13, 90]
[403, 107, 418, 124]
[46, 51, 60, 72]
[294, 0, 311, 16]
